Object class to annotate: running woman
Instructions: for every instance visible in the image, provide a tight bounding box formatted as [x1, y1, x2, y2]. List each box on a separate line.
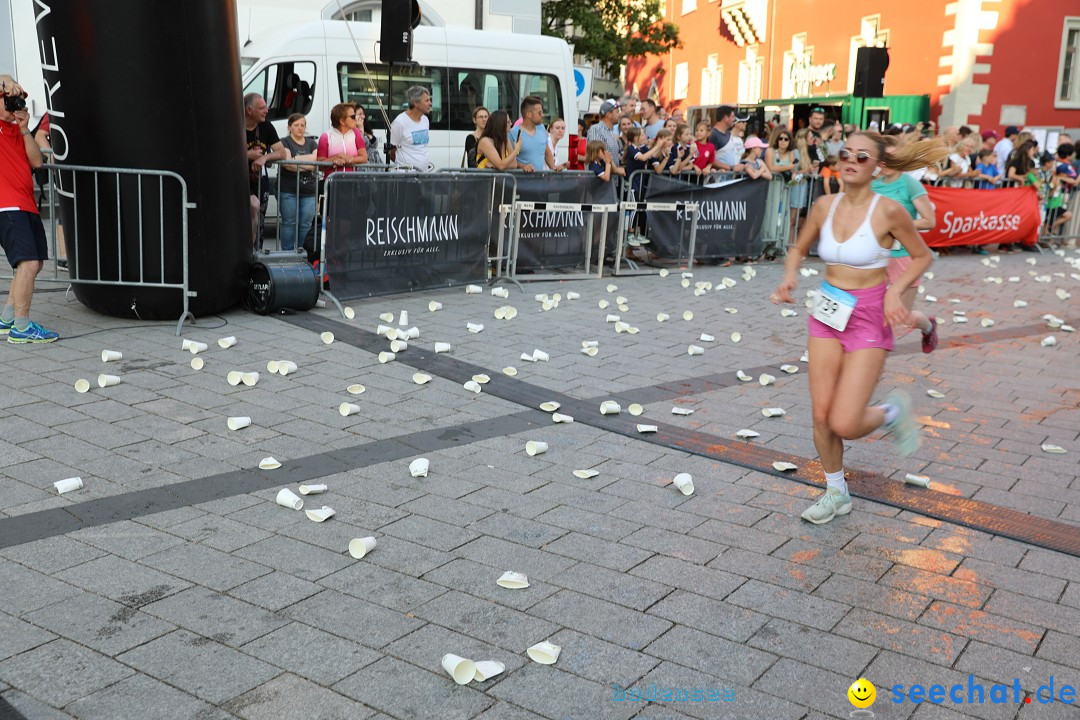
[771, 132, 948, 524]
[871, 137, 940, 352]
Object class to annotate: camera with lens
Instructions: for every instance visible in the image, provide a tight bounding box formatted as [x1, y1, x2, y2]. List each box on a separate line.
[3, 95, 27, 112]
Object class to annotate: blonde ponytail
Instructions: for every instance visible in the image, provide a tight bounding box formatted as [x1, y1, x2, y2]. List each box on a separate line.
[853, 131, 949, 172]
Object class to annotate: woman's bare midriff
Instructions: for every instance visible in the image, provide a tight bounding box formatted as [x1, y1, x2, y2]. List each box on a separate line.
[823, 264, 889, 290]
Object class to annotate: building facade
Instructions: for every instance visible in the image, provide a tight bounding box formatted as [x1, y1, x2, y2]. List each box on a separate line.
[625, 0, 1080, 135]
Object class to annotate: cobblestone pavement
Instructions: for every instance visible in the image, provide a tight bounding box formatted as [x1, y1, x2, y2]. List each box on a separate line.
[0, 248, 1078, 720]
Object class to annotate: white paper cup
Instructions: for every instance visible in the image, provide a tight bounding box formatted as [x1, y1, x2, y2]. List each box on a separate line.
[467, 323, 484, 333]
[473, 661, 506, 682]
[101, 350, 123, 362]
[380, 312, 395, 322]
[496, 571, 530, 589]
[305, 506, 336, 522]
[628, 403, 644, 416]
[542, 300, 554, 311]
[503, 367, 518, 376]
[671, 407, 694, 415]
[227, 416, 251, 431]
[429, 301, 443, 311]
[540, 401, 561, 412]
[581, 340, 599, 348]
[74, 378, 91, 393]
[413, 373, 432, 385]
[904, 473, 931, 488]
[491, 287, 509, 298]
[565, 291, 580, 300]
[681, 278, 691, 288]
[636, 424, 658, 433]
[730, 332, 742, 343]
[600, 401, 621, 415]
[762, 407, 786, 417]
[573, 469, 600, 479]
[527, 641, 561, 665]
[97, 374, 120, 388]
[390, 339, 408, 353]
[614, 321, 629, 333]
[259, 457, 282, 470]
[465, 284, 482, 294]
[404, 327, 420, 339]
[772, 461, 798, 472]
[377, 325, 393, 337]
[217, 336, 237, 349]
[699, 334, 715, 342]
[494, 307, 507, 320]
[398, 310, 409, 326]
[656, 312, 669, 322]
[441, 654, 477, 685]
[54, 477, 83, 495]
[266, 360, 280, 374]
[241, 372, 259, 387]
[605, 314, 620, 323]
[659, 268, 669, 277]
[598, 300, 610, 309]
[682, 311, 693, 321]
[188, 341, 208, 354]
[672, 473, 694, 495]
[434, 342, 452, 353]
[687, 345, 704, 356]
[344, 307, 356, 319]
[532, 349, 549, 362]
[181, 339, 193, 351]
[227, 371, 243, 386]
[472, 374, 490, 384]
[277, 361, 297, 376]
[780, 364, 799, 374]
[379, 352, 396, 363]
[298, 483, 327, 494]
[759, 374, 776, 386]
[320, 331, 335, 345]
[410, 458, 430, 478]
[552, 412, 574, 423]
[464, 380, 482, 394]
[340, 402, 361, 416]
[581, 347, 598, 357]
[275, 488, 304, 510]
[349, 536, 377, 558]
[526, 440, 548, 456]
[190, 357, 204, 371]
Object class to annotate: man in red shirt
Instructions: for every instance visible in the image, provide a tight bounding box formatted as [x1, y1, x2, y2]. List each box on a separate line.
[0, 76, 56, 343]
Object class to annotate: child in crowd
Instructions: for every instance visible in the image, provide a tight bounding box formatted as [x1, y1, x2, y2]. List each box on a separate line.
[585, 140, 612, 181]
[692, 122, 716, 175]
[650, 130, 675, 174]
[973, 149, 1001, 189]
[1051, 143, 1078, 240]
[819, 155, 843, 194]
[741, 137, 773, 180]
[666, 124, 696, 175]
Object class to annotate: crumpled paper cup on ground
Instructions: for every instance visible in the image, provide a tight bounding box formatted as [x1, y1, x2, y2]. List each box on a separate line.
[441, 654, 477, 685]
[496, 571, 530, 589]
[473, 661, 505, 682]
[672, 473, 694, 495]
[227, 416, 251, 431]
[275, 488, 303, 510]
[298, 483, 327, 494]
[527, 641, 561, 665]
[348, 537, 377, 558]
[305, 506, 336, 522]
[410, 458, 430, 477]
[54, 477, 83, 494]
[259, 457, 282, 470]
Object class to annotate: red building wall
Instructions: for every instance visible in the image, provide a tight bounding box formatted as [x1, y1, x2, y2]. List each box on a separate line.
[625, 0, 1080, 132]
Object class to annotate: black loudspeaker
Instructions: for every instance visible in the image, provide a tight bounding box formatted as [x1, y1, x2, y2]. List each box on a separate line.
[380, 0, 422, 64]
[853, 47, 890, 97]
[245, 262, 320, 315]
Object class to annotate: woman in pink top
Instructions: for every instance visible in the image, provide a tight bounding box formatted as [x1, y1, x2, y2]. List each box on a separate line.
[317, 103, 368, 177]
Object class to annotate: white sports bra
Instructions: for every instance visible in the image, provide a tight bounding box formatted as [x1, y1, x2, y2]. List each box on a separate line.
[816, 193, 890, 270]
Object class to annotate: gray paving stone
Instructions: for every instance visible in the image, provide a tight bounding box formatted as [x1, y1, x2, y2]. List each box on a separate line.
[0, 561, 82, 617]
[687, 519, 789, 554]
[646, 590, 768, 643]
[466, 512, 568, 549]
[608, 501, 709, 535]
[0, 612, 57, 662]
[0, 536, 106, 575]
[1018, 549, 1080, 584]
[840, 532, 963, 575]
[769, 536, 894, 582]
[283, 589, 424, 649]
[490, 662, 639, 720]
[918, 600, 1045, 655]
[629, 554, 746, 602]
[726, 579, 849, 631]
[362, 535, 456, 578]
[746, 618, 878, 679]
[141, 586, 287, 647]
[68, 520, 187, 560]
[24, 591, 175, 657]
[227, 571, 324, 612]
[381, 623, 527, 680]
[645, 625, 776, 686]
[533, 505, 642, 543]
[635, 660, 804, 720]
[1034, 630, 1080, 673]
[879, 564, 992, 609]
[620, 526, 726, 565]
[379, 513, 482, 552]
[751, 658, 854, 718]
[544, 628, 660, 688]
[983, 589, 1080, 637]
[233, 535, 353, 582]
[473, 703, 546, 720]
[398, 494, 495, 526]
[549, 562, 672, 612]
[454, 536, 577, 581]
[955, 640, 1078, 693]
[837, 607, 967, 666]
[709, 546, 832, 592]
[0, 639, 133, 708]
[420, 558, 560, 612]
[318, 561, 447, 612]
[529, 589, 672, 649]
[813, 573, 932, 622]
[65, 674, 233, 720]
[223, 673, 374, 720]
[140, 542, 272, 592]
[0, 688, 75, 719]
[545, 532, 653, 573]
[240, 622, 381, 685]
[333, 656, 493, 720]
[414, 590, 559, 652]
[460, 487, 560, 519]
[117, 630, 280, 705]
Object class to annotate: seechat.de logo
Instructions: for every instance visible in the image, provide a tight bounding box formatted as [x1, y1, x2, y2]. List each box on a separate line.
[848, 678, 876, 717]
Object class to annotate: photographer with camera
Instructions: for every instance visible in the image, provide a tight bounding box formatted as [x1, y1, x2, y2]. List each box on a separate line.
[0, 76, 57, 343]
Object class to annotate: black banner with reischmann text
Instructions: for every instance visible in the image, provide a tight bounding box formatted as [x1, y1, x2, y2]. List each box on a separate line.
[509, 172, 619, 271]
[645, 176, 769, 259]
[324, 173, 492, 299]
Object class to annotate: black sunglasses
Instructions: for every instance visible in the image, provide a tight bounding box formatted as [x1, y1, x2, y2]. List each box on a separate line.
[838, 148, 876, 164]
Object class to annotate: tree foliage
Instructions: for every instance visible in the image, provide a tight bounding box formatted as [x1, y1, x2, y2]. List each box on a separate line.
[542, 0, 682, 80]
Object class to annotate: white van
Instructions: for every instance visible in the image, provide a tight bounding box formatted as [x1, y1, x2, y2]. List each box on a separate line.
[240, 21, 577, 169]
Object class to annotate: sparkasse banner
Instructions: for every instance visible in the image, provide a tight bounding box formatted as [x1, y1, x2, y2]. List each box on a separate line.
[923, 185, 1040, 248]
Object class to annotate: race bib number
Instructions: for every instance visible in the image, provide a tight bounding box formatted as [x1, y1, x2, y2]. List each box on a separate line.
[811, 281, 857, 331]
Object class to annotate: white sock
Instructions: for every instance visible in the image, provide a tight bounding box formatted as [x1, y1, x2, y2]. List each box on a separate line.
[916, 315, 932, 333]
[825, 469, 847, 494]
[878, 403, 900, 426]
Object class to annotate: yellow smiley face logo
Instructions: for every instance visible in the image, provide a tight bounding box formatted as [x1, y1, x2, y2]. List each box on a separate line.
[848, 678, 876, 708]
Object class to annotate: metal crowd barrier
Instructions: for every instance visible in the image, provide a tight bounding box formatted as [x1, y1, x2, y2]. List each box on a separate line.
[506, 197, 618, 282]
[41, 163, 196, 335]
[437, 169, 519, 288]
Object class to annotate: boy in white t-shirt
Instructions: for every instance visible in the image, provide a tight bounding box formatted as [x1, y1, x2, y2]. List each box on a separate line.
[390, 86, 432, 170]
